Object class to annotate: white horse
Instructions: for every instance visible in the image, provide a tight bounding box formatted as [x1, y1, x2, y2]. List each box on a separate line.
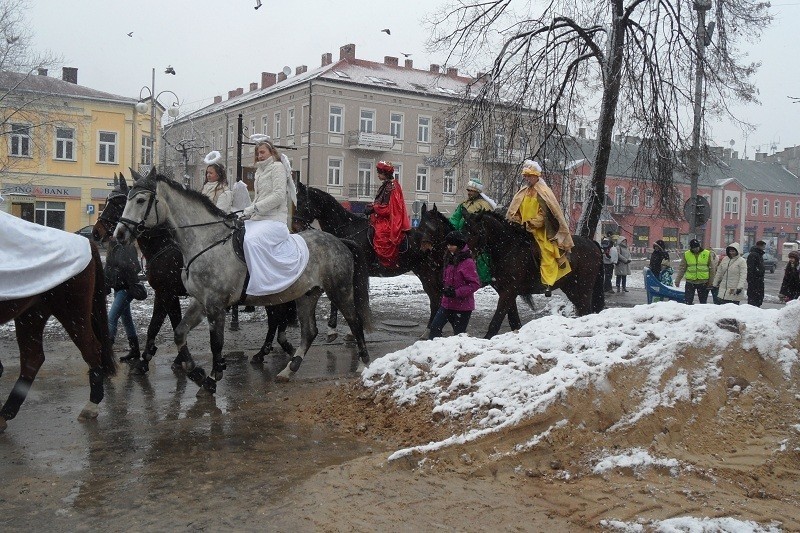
[113, 169, 372, 393]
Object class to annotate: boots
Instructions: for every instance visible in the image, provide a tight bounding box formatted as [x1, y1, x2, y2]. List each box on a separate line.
[119, 336, 141, 362]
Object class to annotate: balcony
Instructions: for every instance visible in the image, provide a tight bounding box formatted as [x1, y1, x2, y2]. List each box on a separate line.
[613, 204, 635, 215]
[347, 130, 395, 151]
[485, 147, 526, 164]
[348, 183, 380, 198]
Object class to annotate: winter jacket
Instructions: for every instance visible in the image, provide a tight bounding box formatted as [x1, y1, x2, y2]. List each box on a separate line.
[779, 261, 800, 301]
[615, 239, 632, 276]
[649, 241, 669, 276]
[675, 248, 716, 285]
[746, 247, 765, 285]
[440, 245, 481, 312]
[105, 240, 141, 293]
[712, 242, 747, 302]
[201, 181, 233, 214]
[243, 157, 289, 223]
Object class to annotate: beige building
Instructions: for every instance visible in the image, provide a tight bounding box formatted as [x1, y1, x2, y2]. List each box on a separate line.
[166, 44, 530, 218]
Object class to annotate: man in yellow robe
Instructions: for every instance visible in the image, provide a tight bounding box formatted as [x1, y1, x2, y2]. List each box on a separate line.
[507, 160, 574, 296]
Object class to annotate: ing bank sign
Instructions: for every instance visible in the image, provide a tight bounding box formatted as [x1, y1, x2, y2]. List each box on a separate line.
[1, 183, 81, 199]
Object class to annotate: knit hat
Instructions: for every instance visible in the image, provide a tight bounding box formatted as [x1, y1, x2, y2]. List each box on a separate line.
[445, 231, 467, 248]
[689, 238, 701, 249]
[466, 178, 483, 192]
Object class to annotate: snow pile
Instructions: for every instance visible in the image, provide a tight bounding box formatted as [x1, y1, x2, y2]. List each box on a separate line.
[591, 448, 680, 475]
[361, 300, 800, 460]
[600, 516, 782, 532]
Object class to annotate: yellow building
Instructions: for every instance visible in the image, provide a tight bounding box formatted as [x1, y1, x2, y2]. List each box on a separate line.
[0, 67, 162, 232]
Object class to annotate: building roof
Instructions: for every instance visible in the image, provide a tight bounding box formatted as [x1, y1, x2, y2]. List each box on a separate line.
[0, 70, 136, 105]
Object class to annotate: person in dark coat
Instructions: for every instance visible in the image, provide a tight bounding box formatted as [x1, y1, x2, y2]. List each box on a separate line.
[746, 240, 766, 307]
[649, 239, 669, 277]
[779, 251, 800, 303]
[429, 231, 481, 339]
[105, 237, 143, 362]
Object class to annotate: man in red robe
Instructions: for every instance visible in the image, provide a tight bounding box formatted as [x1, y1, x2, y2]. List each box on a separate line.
[366, 161, 410, 268]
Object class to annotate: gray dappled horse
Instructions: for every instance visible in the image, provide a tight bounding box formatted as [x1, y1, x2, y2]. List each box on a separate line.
[113, 169, 372, 394]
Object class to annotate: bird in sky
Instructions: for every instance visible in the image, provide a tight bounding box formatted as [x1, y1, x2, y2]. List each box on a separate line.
[401, 52, 412, 58]
[165, 65, 176, 75]
[255, 0, 262, 9]
[381, 28, 391, 35]
[127, 31, 133, 37]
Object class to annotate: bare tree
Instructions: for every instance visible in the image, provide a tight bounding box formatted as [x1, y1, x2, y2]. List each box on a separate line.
[429, 0, 771, 236]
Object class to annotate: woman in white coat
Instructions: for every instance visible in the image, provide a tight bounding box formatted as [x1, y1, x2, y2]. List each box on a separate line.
[200, 151, 233, 214]
[712, 242, 747, 304]
[240, 135, 309, 296]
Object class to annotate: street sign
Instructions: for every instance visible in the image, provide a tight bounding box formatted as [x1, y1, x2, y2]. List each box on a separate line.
[683, 196, 711, 226]
[411, 200, 422, 216]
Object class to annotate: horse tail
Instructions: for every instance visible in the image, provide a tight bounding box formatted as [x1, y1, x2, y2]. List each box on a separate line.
[341, 238, 373, 332]
[90, 242, 117, 376]
[520, 293, 535, 310]
[592, 240, 605, 313]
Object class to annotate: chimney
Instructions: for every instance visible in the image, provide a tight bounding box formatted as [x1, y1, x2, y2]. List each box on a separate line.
[723, 148, 732, 159]
[62, 67, 78, 84]
[261, 72, 277, 89]
[404, 59, 413, 69]
[37, 68, 47, 76]
[321, 52, 333, 66]
[340, 43, 356, 60]
[755, 152, 767, 162]
[249, 82, 258, 91]
[227, 90, 236, 100]
[429, 64, 440, 74]
[384, 56, 399, 67]
[446, 67, 458, 77]
[213, 96, 222, 104]
[277, 71, 287, 82]
[227, 88, 243, 100]
[295, 65, 307, 75]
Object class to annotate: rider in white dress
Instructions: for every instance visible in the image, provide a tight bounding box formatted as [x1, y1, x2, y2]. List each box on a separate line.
[200, 151, 232, 214]
[241, 135, 309, 296]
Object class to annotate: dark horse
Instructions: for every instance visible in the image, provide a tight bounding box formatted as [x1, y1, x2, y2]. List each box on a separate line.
[94, 173, 295, 371]
[0, 239, 117, 432]
[463, 210, 604, 338]
[294, 182, 445, 336]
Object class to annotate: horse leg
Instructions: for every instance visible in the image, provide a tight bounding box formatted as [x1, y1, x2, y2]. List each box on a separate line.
[251, 305, 279, 364]
[196, 307, 226, 397]
[326, 301, 339, 342]
[485, 292, 515, 339]
[174, 299, 205, 380]
[276, 291, 321, 382]
[0, 311, 48, 431]
[276, 303, 295, 355]
[335, 293, 371, 372]
[140, 291, 172, 369]
[507, 299, 523, 331]
[165, 295, 187, 368]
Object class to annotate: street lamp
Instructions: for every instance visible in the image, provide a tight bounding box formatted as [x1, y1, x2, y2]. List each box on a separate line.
[136, 67, 180, 172]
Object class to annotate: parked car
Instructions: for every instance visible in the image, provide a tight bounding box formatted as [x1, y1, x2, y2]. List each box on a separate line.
[743, 251, 778, 273]
[75, 225, 95, 239]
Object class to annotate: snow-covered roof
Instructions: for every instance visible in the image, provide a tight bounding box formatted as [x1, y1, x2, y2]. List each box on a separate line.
[0, 70, 136, 105]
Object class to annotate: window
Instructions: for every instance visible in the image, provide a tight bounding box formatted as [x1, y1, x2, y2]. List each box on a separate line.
[228, 125, 234, 148]
[470, 128, 482, 149]
[493, 128, 506, 157]
[390, 112, 403, 139]
[218, 128, 223, 150]
[329, 105, 343, 133]
[469, 169, 480, 185]
[796, 202, 800, 218]
[751, 198, 759, 215]
[645, 189, 653, 208]
[10, 124, 31, 157]
[392, 163, 402, 184]
[287, 108, 295, 136]
[416, 166, 429, 192]
[732, 197, 739, 215]
[724, 196, 731, 214]
[443, 169, 455, 194]
[630, 187, 639, 207]
[98, 131, 117, 163]
[614, 186, 625, 211]
[417, 116, 430, 143]
[774, 200, 780, 217]
[249, 118, 256, 136]
[211, 131, 216, 151]
[357, 160, 372, 197]
[274, 112, 281, 139]
[359, 109, 375, 133]
[140, 135, 152, 165]
[327, 157, 343, 186]
[55, 127, 75, 161]
[786, 201, 792, 218]
[262, 115, 269, 135]
[35, 201, 65, 229]
[301, 105, 309, 134]
[574, 181, 584, 203]
[445, 121, 457, 147]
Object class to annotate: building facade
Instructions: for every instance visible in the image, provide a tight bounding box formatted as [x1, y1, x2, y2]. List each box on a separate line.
[0, 67, 162, 231]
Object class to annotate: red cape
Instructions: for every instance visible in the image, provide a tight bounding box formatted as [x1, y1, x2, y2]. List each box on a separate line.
[370, 181, 410, 267]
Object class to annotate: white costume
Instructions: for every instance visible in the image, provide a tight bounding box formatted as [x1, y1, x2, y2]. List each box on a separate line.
[231, 180, 251, 212]
[242, 155, 309, 296]
[0, 210, 92, 300]
[201, 181, 233, 214]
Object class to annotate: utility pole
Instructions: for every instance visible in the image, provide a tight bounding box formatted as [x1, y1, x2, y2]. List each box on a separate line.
[688, 0, 713, 241]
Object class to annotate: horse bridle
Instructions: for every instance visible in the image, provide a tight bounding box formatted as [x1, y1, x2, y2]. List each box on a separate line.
[117, 183, 160, 238]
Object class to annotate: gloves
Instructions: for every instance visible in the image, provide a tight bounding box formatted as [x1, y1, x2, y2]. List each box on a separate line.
[442, 286, 456, 298]
[241, 205, 255, 219]
[735, 288, 743, 295]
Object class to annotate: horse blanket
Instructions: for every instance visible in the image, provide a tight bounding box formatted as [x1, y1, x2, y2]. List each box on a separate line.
[0, 210, 91, 300]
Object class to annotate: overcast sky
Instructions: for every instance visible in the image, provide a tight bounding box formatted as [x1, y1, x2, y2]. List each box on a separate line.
[27, 0, 800, 159]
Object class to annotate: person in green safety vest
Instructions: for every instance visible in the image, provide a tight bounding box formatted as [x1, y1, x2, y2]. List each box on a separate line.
[674, 238, 717, 304]
[449, 177, 496, 285]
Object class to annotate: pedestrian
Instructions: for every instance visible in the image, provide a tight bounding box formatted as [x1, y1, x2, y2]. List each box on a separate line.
[615, 237, 632, 292]
[746, 240, 766, 307]
[506, 160, 573, 297]
[601, 237, 618, 293]
[649, 239, 669, 278]
[429, 231, 481, 339]
[201, 151, 233, 213]
[779, 251, 800, 302]
[449, 177, 496, 285]
[674, 238, 716, 304]
[105, 236, 146, 362]
[712, 242, 747, 305]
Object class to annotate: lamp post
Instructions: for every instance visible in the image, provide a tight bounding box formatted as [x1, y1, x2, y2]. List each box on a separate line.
[135, 68, 180, 172]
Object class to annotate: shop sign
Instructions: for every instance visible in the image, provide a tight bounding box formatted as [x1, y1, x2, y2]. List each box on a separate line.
[2, 183, 81, 198]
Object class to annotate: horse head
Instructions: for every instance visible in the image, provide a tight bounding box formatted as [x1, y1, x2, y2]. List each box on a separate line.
[417, 203, 452, 253]
[93, 173, 131, 240]
[292, 181, 315, 230]
[114, 167, 162, 244]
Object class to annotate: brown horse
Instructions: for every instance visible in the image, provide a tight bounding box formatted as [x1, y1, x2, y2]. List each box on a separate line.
[0, 241, 117, 432]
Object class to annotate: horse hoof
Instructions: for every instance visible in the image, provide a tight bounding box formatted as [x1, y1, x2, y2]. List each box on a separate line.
[0, 417, 7, 433]
[130, 360, 150, 375]
[327, 332, 338, 342]
[275, 367, 295, 383]
[250, 352, 265, 364]
[198, 377, 217, 395]
[356, 360, 367, 373]
[289, 356, 304, 373]
[187, 367, 207, 387]
[78, 402, 99, 420]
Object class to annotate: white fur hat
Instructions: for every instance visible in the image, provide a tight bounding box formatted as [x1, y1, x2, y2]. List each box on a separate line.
[466, 178, 484, 192]
[250, 133, 272, 144]
[522, 159, 542, 176]
[203, 150, 222, 165]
